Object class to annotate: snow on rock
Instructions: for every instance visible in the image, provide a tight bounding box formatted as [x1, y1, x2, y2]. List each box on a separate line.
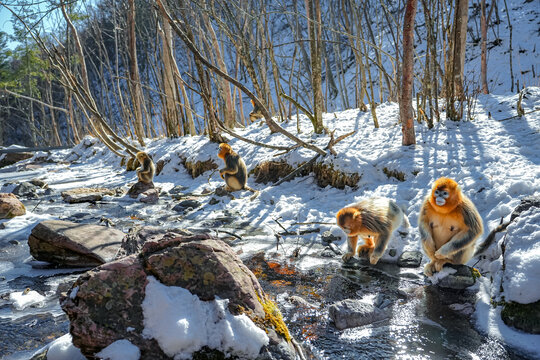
[502, 207, 540, 304]
[9, 289, 45, 310]
[142, 276, 269, 359]
[95, 339, 140, 360]
[46, 334, 85, 360]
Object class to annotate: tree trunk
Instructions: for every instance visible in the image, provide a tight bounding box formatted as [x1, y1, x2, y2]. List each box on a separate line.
[480, 0, 488, 94]
[400, 0, 418, 146]
[451, 0, 469, 99]
[305, 0, 324, 134]
[127, 0, 146, 145]
[159, 18, 180, 137]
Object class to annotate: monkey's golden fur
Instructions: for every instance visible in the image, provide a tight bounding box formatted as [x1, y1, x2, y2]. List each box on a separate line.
[136, 151, 155, 184]
[419, 177, 483, 276]
[217, 143, 257, 195]
[337, 197, 409, 265]
[248, 99, 264, 122]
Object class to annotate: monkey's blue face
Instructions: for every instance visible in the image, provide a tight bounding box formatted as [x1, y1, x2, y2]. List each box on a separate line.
[434, 189, 450, 206]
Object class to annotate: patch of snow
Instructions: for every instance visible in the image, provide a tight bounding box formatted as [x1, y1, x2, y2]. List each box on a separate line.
[9, 289, 45, 310]
[46, 334, 85, 360]
[427, 267, 457, 285]
[95, 339, 140, 360]
[142, 276, 269, 359]
[501, 207, 540, 304]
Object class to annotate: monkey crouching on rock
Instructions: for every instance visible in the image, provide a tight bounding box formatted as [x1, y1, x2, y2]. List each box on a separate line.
[419, 177, 484, 277]
[136, 151, 155, 184]
[217, 143, 258, 198]
[337, 197, 410, 265]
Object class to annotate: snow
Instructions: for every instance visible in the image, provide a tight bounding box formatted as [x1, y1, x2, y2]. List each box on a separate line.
[9, 289, 45, 310]
[95, 339, 140, 360]
[427, 267, 458, 285]
[500, 207, 540, 304]
[141, 276, 269, 359]
[45, 334, 85, 360]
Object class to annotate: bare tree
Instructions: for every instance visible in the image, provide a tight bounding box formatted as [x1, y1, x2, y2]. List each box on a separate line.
[400, 0, 417, 145]
[305, 0, 324, 134]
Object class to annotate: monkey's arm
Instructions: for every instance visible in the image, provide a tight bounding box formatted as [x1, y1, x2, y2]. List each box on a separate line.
[435, 202, 483, 258]
[419, 203, 437, 259]
[220, 155, 239, 176]
[137, 159, 151, 174]
[342, 235, 358, 261]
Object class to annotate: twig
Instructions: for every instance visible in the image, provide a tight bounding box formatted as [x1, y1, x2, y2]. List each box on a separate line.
[279, 228, 321, 236]
[496, 108, 540, 121]
[215, 229, 243, 241]
[273, 154, 322, 186]
[273, 218, 291, 234]
[31, 200, 43, 212]
[280, 92, 316, 126]
[291, 221, 335, 225]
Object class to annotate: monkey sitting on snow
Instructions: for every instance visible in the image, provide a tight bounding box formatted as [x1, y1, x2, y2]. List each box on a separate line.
[217, 143, 258, 198]
[337, 197, 410, 265]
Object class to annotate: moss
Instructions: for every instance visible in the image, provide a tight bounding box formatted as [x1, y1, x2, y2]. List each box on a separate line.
[471, 267, 482, 279]
[257, 295, 292, 343]
[501, 300, 540, 334]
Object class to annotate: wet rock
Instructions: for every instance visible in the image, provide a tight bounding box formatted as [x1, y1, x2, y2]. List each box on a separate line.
[449, 303, 475, 317]
[0, 223, 5, 229]
[215, 186, 230, 197]
[320, 247, 336, 257]
[127, 181, 155, 199]
[0, 152, 33, 168]
[209, 197, 220, 205]
[328, 299, 389, 330]
[29, 178, 47, 188]
[388, 248, 397, 257]
[435, 265, 477, 289]
[60, 234, 301, 359]
[0, 193, 26, 218]
[397, 251, 423, 268]
[172, 199, 201, 212]
[61, 188, 116, 203]
[9, 240, 19, 245]
[321, 230, 340, 243]
[139, 188, 159, 203]
[501, 300, 540, 334]
[12, 182, 39, 198]
[168, 185, 187, 195]
[28, 220, 125, 267]
[118, 226, 193, 258]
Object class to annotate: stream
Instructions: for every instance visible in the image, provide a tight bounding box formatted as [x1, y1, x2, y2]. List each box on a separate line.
[0, 165, 533, 360]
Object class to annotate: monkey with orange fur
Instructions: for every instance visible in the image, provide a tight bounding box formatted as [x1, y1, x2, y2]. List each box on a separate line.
[217, 143, 258, 196]
[248, 100, 264, 122]
[136, 151, 155, 184]
[419, 177, 483, 277]
[337, 198, 409, 265]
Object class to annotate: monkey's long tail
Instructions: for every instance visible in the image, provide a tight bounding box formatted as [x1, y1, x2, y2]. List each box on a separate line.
[474, 217, 509, 257]
[243, 186, 260, 201]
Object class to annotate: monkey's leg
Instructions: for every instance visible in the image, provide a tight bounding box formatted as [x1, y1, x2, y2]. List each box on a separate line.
[357, 236, 375, 257]
[342, 236, 359, 262]
[421, 235, 439, 276]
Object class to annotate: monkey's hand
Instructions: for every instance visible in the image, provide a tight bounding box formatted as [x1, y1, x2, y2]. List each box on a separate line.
[369, 253, 381, 265]
[342, 252, 355, 262]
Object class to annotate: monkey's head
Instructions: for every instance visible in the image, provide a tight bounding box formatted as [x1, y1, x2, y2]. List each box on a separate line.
[218, 143, 232, 160]
[429, 177, 462, 213]
[136, 151, 148, 164]
[337, 207, 362, 236]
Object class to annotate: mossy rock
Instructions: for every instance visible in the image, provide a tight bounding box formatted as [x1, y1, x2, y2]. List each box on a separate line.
[501, 299, 540, 334]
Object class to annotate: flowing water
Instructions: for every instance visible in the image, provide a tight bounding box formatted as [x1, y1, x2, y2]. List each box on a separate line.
[0, 168, 534, 359]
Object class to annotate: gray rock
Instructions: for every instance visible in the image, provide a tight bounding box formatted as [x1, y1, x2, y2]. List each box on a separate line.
[139, 188, 159, 203]
[320, 247, 336, 257]
[29, 178, 47, 188]
[328, 299, 389, 330]
[61, 188, 116, 203]
[127, 181, 155, 199]
[172, 199, 201, 212]
[169, 185, 188, 195]
[0, 152, 33, 168]
[12, 182, 38, 198]
[436, 264, 477, 289]
[397, 251, 423, 268]
[321, 231, 340, 243]
[388, 248, 397, 257]
[28, 220, 125, 267]
[209, 197, 220, 205]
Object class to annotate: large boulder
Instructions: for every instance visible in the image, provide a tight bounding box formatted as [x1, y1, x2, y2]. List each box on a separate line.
[0, 151, 33, 168]
[0, 193, 26, 219]
[60, 234, 301, 359]
[127, 181, 155, 199]
[28, 220, 125, 267]
[61, 187, 117, 203]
